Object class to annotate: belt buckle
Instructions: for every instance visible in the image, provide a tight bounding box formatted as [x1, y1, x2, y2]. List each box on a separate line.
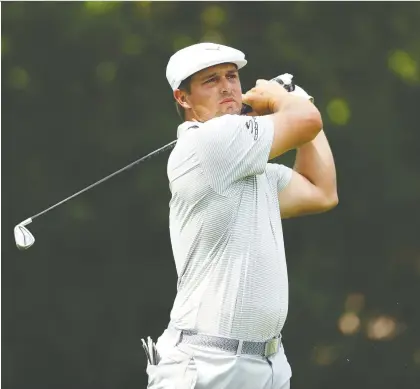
[264, 338, 280, 357]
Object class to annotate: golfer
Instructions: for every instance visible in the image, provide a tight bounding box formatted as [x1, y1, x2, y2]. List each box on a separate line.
[145, 42, 338, 389]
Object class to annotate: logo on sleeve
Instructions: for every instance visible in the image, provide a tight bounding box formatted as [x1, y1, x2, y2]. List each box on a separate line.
[246, 117, 259, 140]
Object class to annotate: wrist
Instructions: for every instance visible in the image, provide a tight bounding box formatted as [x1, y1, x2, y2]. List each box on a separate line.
[270, 93, 292, 112]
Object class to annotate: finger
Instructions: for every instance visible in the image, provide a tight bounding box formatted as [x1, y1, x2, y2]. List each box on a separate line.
[242, 95, 251, 106]
[243, 86, 257, 94]
[242, 92, 255, 104]
[256, 79, 269, 86]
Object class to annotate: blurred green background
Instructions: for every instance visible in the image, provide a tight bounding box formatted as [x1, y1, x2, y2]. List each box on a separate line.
[2, 2, 420, 388]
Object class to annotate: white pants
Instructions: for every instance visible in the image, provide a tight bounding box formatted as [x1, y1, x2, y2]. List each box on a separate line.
[146, 326, 292, 389]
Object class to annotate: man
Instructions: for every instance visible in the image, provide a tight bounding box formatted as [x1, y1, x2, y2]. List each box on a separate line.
[145, 42, 338, 389]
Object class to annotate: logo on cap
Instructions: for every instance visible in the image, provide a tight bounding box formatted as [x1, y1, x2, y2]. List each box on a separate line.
[205, 45, 221, 51]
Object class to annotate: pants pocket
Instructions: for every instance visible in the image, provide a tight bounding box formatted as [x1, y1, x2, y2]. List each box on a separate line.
[147, 346, 198, 389]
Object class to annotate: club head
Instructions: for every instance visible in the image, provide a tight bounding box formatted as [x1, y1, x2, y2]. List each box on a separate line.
[14, 218, 35, 250]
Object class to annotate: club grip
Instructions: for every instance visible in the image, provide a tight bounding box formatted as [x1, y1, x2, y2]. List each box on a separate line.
[241, 75, 295, 115]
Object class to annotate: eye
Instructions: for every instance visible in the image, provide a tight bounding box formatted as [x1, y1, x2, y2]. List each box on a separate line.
[227, 73, 237, 79]
[204, 77, 217, 84]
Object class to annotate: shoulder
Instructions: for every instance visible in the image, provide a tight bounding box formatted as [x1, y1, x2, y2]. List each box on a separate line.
[198, 114, 251, 131]
[194, 114, 269, 143]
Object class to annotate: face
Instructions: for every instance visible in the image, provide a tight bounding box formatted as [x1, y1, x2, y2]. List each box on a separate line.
[175, 63, 242, 122]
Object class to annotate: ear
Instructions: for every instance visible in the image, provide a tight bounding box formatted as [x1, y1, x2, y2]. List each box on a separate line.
[174, 89, 191, 109]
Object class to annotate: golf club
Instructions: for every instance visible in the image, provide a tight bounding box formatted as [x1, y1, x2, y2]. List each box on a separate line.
[14, 140, 177, 250]
[14, 74, 296, 250]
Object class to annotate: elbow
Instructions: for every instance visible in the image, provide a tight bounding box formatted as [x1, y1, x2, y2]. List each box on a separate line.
[322, 191, 339, 211]
[303, 106, 323, 141]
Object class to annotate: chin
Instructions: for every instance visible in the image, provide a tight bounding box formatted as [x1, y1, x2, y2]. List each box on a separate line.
[219, 106, 241, 116]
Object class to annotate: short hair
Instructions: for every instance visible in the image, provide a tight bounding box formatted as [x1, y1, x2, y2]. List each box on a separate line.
[175, 76, 192, 120]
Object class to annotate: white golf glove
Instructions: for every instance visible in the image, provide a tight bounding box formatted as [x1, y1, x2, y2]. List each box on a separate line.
[276, 73, 314, 103]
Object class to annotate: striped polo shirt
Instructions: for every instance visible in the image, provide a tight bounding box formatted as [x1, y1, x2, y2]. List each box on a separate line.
[167, 114, 293, 342]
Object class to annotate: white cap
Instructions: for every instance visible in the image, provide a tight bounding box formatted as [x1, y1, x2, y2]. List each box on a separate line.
[166, 42, 247, 91]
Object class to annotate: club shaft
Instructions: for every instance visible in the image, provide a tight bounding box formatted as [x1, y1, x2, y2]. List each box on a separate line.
[30, 140, 177, 221]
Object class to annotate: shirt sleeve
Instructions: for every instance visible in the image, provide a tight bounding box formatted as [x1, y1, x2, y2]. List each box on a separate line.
[265, 163, 293, 193]
[191, 114, 274, 195]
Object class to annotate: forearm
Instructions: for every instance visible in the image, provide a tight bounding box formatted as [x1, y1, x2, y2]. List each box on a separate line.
[293, 129, 337, 200]
[268, 95, 322, 159]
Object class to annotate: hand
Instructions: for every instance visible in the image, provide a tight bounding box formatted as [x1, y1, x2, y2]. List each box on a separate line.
[242, 79, 289, 115]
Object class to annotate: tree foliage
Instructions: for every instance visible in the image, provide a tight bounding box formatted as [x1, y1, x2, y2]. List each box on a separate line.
[2, 2, 420, 388]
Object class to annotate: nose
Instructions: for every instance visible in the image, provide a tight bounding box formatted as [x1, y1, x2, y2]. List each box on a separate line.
[220, 76, 231, 95]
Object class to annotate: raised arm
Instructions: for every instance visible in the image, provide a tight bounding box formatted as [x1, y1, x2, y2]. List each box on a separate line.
[243, 79, 338, 218]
